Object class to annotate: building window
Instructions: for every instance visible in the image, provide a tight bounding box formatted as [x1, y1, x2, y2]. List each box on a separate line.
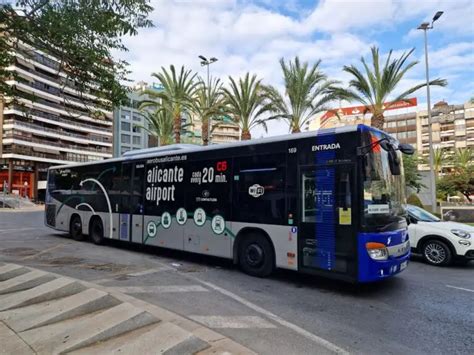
[121, 110, 131, 120]
[132, 136, 141, 145]
[398, 132, 407, 139]
[121, 134, 131, 144]
[133, 113, 142, 122]
[407, 131, 416, 138]
[397, 120, 406, 127]
[121, 121, 131, 131]
[406, 119, 416, 126]
[386, 122, 397, 128]
[132, 125, 141, 133]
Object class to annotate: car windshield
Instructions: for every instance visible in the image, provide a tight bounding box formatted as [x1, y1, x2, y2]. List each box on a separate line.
[362, 131, 406, 231]
[407, 205, 440, 222]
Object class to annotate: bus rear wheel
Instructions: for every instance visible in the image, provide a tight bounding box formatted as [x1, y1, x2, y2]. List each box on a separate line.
[90, 217, 104, 245]
[70, 215, 84, 241]
[239, 233, 274, 277]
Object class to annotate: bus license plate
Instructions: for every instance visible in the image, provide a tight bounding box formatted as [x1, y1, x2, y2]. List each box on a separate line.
[400, 261, 408, 271]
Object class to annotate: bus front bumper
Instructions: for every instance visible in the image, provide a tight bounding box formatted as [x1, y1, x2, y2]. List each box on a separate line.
[358, 230, 410, 283]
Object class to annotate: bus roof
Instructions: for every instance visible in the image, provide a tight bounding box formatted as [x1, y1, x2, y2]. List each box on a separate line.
[50, 124, 386, 170]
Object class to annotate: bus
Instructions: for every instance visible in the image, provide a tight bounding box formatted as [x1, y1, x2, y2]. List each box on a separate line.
[45, 124, 413, 283]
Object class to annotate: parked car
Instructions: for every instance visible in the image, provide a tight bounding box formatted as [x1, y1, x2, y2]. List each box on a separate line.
[406, 205, 474, 266]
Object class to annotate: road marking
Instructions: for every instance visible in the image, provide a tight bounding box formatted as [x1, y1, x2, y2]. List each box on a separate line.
[446, 285, 474, 293]
[108, 285, 209, 293]
[189, 316, 276, 329]
[164, 265, 349, 354]
[21, 243, 67, 260]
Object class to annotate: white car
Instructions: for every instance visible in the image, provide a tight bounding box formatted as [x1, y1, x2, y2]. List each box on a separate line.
[407, 205, 474, 266]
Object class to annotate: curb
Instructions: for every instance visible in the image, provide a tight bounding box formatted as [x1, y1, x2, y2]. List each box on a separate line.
[0, 263, 256, 354]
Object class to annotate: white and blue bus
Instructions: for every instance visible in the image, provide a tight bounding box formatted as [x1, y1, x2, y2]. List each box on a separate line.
[45, 124, 413, 282]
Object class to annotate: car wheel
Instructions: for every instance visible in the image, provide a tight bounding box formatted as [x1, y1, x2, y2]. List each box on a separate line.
[70, 215, 84, 241]
[90, 218, 104, 245]
[422, 240, 452, 266]
[239, 233, 274, 277]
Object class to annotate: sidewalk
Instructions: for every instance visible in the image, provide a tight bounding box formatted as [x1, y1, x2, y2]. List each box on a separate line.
[0, 205, 45, 212]
[0, 263, 255, 355]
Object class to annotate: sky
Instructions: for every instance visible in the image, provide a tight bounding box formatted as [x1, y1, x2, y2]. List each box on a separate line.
[119, 0, 474, 137]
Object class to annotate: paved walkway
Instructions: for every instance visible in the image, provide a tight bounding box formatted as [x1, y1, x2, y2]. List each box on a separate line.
[0, 263, 255, 354]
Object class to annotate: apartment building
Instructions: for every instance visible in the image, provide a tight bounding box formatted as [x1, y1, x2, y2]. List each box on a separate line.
[418, 100, 474, 156]
[0, 41, 113, 201]
[188, 115, 240, 145]
[113, 82, 161, 157]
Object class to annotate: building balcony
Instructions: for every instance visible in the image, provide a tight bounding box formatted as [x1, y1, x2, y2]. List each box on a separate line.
[2, 132, 112, 157]
[2, 119, 112, 146]
[4, 105, 112, 136]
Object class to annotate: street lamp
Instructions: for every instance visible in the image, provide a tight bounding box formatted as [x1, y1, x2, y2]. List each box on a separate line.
[198, 55, 218, 144]
[418, 11, 443, 213]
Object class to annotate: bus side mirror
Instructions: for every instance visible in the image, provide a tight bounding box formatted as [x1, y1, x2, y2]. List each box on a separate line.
[388, 149, 401, 175]
[399, 143, 415, 155]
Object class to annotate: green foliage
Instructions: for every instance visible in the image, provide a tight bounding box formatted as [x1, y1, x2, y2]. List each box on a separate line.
[150, 65, 199, 143]
[437, 148, 474, 202]
[190, 78, 228, 145]
[266, 56, 340, 133]
[403, 153, 425, 193]
[0, 0, 153, 111]
[335, 46, 447, 129]
[222, 73, 275, 140]
[407, 194, 424, 208]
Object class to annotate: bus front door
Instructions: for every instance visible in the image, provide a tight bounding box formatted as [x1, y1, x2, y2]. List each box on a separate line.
[299, 164, 356, 276]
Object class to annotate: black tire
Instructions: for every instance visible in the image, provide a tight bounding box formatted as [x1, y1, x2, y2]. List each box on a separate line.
[70, 215, 84, 241]
[90, 217, 104, 245]
[238, 232, 274, 277]
[422, 239, 452, 266]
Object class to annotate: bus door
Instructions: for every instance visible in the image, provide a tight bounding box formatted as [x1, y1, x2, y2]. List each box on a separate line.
[298, 164, 356, 276]
[119, 162, 145, 243]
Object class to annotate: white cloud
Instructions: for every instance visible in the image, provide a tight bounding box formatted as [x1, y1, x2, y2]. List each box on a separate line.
[117, 0, 473, 137]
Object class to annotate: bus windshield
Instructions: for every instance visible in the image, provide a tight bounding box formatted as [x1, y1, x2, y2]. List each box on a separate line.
[362, 137, 406, 232]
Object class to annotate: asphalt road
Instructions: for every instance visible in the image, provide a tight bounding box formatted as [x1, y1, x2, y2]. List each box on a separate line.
[0, 211, 473, 355]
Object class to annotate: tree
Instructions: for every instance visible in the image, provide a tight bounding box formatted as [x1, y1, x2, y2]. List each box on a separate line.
[137, 105, 193, 147]
[433, 148, 447, 179]
[336, 46, 447, 129]
[437, 148, 474, 202]
[223, 73, 274, 140]
[191, 78, 228, 145]
[266, 56, 340, 133]
[403, 153, 425, 193]
[0, 0, 153, 111]
[139, 107, 175, 146]
[150, 65, 198, 144]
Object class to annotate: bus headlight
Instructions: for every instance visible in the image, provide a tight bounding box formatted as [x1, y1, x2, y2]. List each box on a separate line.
[451, 229, 471, 239]
[366, 242, 388, 261]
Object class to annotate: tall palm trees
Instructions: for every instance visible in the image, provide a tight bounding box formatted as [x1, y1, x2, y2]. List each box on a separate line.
[191, 78, 227, 145]
[223, 73, 274, 140]
[139, 107, 175, 146]
[337, 46, 447, 129]
[267, 56, 339, 133]
[151, 65, 198, 143]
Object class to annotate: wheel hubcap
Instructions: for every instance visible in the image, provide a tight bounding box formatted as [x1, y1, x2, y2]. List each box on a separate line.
[246, 244, 264, 267]
[425, 243, 446, 264]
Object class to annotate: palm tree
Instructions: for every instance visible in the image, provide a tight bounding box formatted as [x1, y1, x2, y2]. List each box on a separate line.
[191, 78, 228, 145]
[222, 73, 274, 140]
[266, 56, 340, 133]
[150, 65, 198, 143]
[140, 107, 175, 146]
[433, 148, 446, 179]
[136, 105, 194, 146]
[453, 147, 473, 170]
[337, 46, 447, 129]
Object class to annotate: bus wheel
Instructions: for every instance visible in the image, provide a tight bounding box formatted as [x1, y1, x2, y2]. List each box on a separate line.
[70, 215, 84, 241]
[239, 233, 274, 277]
[422, 240, 452, 266]
[90, 217, 104, 245]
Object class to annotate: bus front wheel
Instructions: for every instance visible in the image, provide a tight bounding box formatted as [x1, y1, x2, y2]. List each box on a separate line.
[70, 215, 84, 241]
[239, 233, 274, 277]
[90, 217, 104, 245]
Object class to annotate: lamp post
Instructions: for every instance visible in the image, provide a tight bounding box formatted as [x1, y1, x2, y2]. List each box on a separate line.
[418, 11, 443, 213]
[198, 55, 218, 144]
